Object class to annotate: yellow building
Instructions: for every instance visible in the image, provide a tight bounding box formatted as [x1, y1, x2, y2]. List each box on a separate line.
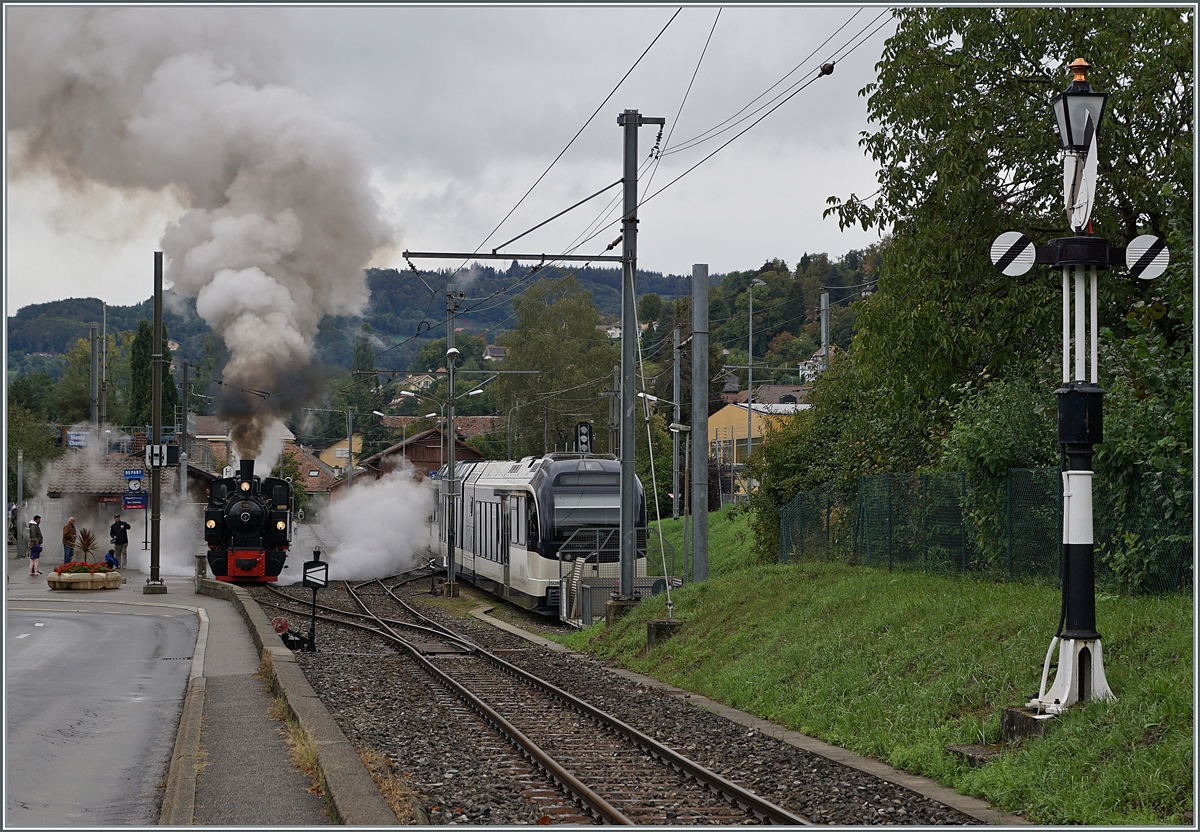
[317, 433, 364, 473]
[707, 402, 810, 465]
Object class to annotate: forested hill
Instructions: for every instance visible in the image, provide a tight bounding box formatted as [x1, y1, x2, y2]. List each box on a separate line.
[6, 264, 690, 379]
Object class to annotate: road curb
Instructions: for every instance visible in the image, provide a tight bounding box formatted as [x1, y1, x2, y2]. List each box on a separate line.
[196, 578, 398, 826]
[159, 675, 206, 825]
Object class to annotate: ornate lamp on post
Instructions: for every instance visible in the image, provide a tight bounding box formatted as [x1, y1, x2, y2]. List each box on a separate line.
[990, 58, 1168, 717]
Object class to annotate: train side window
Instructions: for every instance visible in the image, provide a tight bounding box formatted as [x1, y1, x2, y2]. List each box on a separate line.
[212, 483, 227, 502]
[510, 499, 522, 546]
[527, 504, 539, 551]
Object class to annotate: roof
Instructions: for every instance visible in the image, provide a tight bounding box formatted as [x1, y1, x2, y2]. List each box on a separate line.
[754, 385, 810, 405]
[357, 428, 483, 469]
[45, 451, 177, 496]
[453, 415, 503, 439]
[193, 415, 229, 438]
[377, 415, 429, 431]
[730, 402, 811, 416]
[284, 443, 340, 492]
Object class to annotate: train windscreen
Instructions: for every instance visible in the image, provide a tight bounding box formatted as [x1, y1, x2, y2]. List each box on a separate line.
[552, 492, 620, 529]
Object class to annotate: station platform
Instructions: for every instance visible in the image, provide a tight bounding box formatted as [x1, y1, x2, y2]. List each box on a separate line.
[4, 544, 392, 826]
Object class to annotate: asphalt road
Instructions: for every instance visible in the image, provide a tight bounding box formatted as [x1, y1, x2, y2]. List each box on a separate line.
[6, 605, 197, 826]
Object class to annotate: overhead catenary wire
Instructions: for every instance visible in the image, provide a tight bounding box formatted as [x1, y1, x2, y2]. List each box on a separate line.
[236, 9, 889, 412]
[443, 8, 682, 283]
[660, 7, 862, 157]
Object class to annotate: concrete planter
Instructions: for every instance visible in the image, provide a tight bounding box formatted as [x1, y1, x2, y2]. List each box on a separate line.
[47, 571, 122, 590]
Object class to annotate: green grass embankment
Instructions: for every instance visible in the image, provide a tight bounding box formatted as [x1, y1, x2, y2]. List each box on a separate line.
[558, 510, 1193, 826]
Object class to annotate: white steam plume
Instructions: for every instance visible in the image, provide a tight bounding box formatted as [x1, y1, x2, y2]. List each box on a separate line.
[7, 8, 394, 457]
[316, 469, 435, 583]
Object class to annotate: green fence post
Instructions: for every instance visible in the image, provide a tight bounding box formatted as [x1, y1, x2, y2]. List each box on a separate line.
[1006, 470, 1013, 580]
[960, 471, 967, 572]
[886, 475, 893, 571]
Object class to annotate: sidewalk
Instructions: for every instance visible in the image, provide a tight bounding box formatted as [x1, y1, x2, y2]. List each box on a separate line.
[4, 545, 387, 825]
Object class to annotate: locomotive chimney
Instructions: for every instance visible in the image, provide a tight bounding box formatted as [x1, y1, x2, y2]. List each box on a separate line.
[239, 459, 255, 482]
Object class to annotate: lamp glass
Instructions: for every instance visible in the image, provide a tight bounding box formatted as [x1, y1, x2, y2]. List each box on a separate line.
[1051, 90, 1108, 150]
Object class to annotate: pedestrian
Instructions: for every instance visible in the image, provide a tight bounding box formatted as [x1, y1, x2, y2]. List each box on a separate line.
[28, 515, 44, 576]
[110, 514, 132, 568]
[104, 549, 120, 570]
[8, 503, 17, 545]
[62, 516, 77, 564]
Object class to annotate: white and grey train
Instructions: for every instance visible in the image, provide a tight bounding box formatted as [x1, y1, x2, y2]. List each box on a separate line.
[426, 453, 660, 621]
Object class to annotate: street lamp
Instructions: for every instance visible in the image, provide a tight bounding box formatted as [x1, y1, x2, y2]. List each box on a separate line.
[1051, 58, 1108, 153]
[745, 278, 766, 494]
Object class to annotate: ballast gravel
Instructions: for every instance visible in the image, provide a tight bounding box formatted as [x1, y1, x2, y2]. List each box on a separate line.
[266, 582, 983, 825]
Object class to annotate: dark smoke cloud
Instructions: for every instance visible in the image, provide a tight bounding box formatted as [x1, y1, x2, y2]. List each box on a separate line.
[7, 7, 394, 457]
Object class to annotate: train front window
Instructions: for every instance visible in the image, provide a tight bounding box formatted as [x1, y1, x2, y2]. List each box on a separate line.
[552, 471, 619, 488]
[552, 492, 620, 528]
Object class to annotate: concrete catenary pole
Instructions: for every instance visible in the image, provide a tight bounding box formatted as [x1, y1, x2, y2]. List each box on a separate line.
[820, 291, 830, 370]
[691, 264, 709, 581]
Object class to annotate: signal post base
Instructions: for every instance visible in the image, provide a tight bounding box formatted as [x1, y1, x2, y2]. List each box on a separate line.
[1028, 636, 1115, 716]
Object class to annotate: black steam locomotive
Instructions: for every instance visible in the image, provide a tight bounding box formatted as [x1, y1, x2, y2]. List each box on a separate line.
[204, 459, 292, 582]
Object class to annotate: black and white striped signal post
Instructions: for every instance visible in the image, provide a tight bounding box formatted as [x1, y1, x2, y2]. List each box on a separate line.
[990, 59, 1168, 716]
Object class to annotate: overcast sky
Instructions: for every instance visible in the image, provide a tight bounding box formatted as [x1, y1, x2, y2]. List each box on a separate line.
[5, 5, 895, 314]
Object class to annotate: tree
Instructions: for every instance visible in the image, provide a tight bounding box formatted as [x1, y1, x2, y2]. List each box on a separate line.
[7, 402, 62, 499]
[749, 8, 1192, 560]
[337, 323, 392, 459]
[275, 449, 310, 518]
[495, 278, 617, 459]
[9, 373, 54, 419]
[126, 321, 179, 429]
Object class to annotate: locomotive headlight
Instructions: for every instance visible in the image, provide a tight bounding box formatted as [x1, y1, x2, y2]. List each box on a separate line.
[276, 521, 286, 531]
[240, 481, 251, 492]
[206, 519, 216, 529]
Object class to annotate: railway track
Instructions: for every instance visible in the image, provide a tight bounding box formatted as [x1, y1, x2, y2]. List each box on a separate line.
[258, 576, 810, 825]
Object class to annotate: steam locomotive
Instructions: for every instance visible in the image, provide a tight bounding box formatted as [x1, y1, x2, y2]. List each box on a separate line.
[204, 459, 293, 582]
[427, 453, 651, 620]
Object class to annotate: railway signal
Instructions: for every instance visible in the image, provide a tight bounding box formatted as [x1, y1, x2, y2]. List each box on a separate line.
[298, 548, 327, 652]
[575, 421, 593, 454]
[990, 59, 1168, 716]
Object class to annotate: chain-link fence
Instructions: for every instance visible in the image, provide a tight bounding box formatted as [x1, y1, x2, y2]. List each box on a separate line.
[779, 468, 1193, 595]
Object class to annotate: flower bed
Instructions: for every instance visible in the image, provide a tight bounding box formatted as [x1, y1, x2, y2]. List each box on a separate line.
[53, 561, 114, 575]
[48, 562, 121, 590]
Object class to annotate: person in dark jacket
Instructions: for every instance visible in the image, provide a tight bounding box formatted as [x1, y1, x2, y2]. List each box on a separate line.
[110, 514, 132, 568]
[62, 517, 77, 564]
[28, 516, 44, 576]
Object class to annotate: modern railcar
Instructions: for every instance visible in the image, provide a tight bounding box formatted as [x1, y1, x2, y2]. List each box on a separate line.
[427, 453, 649, 617]
[204, 459, 293, 582]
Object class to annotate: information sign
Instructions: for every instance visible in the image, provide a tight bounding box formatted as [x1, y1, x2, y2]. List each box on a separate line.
[67, 431, 88, 448]
[123, 493, 148, 510]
